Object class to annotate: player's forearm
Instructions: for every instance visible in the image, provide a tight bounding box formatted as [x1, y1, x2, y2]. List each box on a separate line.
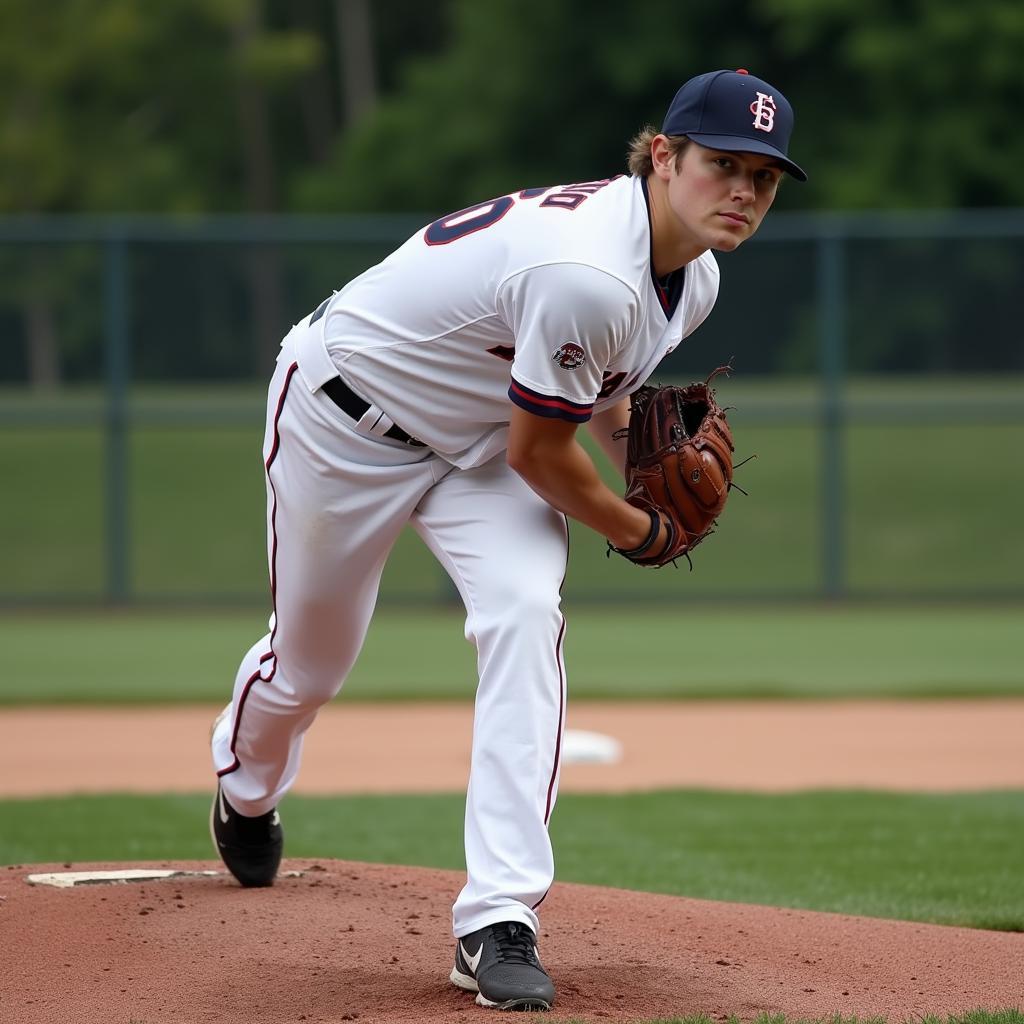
[586, 398, 631, 478]
[507, 435, 650, 550]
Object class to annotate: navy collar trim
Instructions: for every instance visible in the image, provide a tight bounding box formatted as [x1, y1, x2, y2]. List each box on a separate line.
[640, 176, 685, 321]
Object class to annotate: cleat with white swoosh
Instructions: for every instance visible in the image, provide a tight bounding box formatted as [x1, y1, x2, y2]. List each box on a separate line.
[450, 921, 554, 1011]
[209, 781, 283, 888]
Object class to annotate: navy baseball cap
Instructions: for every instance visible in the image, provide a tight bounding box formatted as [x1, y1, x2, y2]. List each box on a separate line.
[662, 69, 807, 181]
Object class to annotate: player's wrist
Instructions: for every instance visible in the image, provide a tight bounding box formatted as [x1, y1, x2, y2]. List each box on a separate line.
[609, 505, 661, 552]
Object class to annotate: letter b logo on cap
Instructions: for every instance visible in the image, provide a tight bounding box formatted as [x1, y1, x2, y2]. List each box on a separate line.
[750, 92, 777, 133]
[660, 69, 807, 180]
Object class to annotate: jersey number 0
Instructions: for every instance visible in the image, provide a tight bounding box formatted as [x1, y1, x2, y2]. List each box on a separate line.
[424, 180, 618, 246]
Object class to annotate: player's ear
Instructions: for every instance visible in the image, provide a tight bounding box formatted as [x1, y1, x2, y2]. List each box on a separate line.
[649, 134, 675, 181]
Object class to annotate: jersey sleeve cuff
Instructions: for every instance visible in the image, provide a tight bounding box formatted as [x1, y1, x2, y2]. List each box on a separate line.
[508, 378, 594, 423]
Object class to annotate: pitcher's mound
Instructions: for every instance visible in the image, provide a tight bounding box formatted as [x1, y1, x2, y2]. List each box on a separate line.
[2, 858, 1020, 1023]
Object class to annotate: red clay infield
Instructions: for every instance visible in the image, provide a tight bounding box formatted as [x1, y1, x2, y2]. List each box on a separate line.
[2, 700, 1023, 1022]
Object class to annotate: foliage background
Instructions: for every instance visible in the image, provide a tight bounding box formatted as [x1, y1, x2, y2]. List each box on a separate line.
[3, 0, 1023, 218]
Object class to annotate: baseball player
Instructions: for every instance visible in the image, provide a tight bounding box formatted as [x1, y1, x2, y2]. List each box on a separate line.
[210, 69, 805, 1012]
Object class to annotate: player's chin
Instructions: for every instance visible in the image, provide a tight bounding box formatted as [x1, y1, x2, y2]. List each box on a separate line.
[708, 219, 753, 251]
[709, 231, 747, 253]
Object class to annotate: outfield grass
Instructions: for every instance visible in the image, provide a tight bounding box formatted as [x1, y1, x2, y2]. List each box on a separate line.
[2, 377, 1023, 600]
[2, 789, 1021, 931]
[1, 605, 1022, 703]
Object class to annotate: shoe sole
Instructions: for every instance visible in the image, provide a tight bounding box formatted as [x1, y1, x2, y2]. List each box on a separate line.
[476, 994, 551, 1011]
[209, 788, 225, 867]
[209, 705, 230, 870]
[209, 708, 236, 875]
[450, 966, 477, 992]
[449, 967, 552, 1012]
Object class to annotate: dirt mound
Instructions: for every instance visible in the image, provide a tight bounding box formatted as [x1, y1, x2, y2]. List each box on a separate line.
[2, 858, 1020, 1023]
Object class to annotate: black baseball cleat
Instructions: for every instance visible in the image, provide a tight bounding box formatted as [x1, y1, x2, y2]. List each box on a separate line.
[210, 782, 283, 887]
[450, 921, 555, 1011]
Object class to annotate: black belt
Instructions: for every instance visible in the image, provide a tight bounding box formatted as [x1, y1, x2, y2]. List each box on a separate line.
[322, 377, 425, 447]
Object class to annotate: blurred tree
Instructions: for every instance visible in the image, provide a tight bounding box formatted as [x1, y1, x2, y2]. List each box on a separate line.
[0, 0, 323, 213]
[231, 0, 287, 372]
[4, 0, 1019, 217]
[0, 0, 321, 381]
[765, 0, 1024, 208]
[291, 0, 730, 213]
[2, 0, 1022, 384]
[292, 0, 1024, 214]
[335, 0, 377, 126]
[1, 0, 1021, 216]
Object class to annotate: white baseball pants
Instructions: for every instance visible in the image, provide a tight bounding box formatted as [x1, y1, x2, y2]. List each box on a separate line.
[211, 334, 569, 938]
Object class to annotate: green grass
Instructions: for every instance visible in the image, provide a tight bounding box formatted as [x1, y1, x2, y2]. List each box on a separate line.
[3, 789, 1022, 931]
[1, 605, 1022, 703]
[0, 427, 106, 594]
[2, 377, 1023, 600]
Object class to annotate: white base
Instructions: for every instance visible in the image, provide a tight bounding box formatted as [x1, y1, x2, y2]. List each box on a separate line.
[27, 868, 304, 888]
[561, 728, 622, 764]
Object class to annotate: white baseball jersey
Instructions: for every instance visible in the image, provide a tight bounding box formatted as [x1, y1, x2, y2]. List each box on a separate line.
[214, 174, 723, 941]
[293, 174, 720, 467]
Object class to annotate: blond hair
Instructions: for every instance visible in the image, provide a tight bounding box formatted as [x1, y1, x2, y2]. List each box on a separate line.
[627, 127, 690, 177]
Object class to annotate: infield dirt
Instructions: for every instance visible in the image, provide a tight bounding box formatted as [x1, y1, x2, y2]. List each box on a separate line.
[2, 699, 1022, 1023]
[2, 858, 1021, 1023]
[3, 698, 1023, 795]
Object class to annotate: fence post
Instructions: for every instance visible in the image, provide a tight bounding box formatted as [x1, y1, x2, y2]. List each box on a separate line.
[103, 234, 130, 602]
[817, 230, 846, 599]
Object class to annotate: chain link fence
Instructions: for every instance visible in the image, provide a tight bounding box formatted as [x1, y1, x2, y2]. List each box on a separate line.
[2, 211, 1022, 604]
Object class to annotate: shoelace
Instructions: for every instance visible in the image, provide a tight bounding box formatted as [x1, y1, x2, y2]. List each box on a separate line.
[492, 923, 539, 966]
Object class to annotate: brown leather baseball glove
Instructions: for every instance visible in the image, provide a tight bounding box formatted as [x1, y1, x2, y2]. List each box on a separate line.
[609, 366, 736, 568]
